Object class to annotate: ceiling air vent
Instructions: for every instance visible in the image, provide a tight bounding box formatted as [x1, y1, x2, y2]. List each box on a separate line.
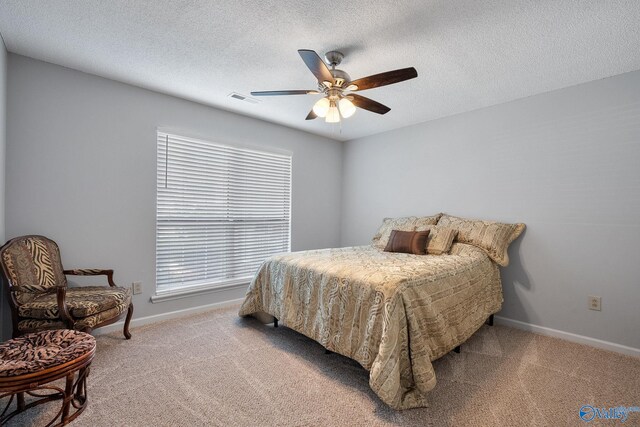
[228, 92, 260, 104]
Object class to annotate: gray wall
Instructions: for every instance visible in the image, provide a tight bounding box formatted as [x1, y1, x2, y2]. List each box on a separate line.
[0, 38, 7, 340]
[5, 54, 343, 322]
[341, 71, 640, 349]
[4, 52, 640, 351]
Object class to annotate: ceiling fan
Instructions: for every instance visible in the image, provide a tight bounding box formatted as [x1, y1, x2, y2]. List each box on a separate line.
[251, 49, 418, 123]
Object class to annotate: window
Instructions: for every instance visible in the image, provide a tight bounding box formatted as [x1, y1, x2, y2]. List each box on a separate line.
[155, 132, 291, 296]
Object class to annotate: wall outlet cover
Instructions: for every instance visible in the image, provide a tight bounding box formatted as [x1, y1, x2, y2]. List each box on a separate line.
[588, 295, 601, 311]
[132, 281, 143, 295]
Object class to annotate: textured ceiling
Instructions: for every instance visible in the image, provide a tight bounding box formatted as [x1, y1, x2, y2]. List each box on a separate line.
[1, 1, 640, 141]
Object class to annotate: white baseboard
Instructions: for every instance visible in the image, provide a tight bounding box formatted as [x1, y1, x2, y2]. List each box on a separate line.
[94, 298, 245, 336]
[494, 315, 640, 358]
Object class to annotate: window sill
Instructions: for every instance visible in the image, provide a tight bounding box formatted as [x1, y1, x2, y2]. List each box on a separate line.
[151, 279, 249, 304]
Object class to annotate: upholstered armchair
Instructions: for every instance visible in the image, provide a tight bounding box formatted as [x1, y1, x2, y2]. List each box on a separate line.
[0, 235, 133, 339]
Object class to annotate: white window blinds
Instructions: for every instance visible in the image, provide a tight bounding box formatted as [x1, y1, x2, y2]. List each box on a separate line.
[156, 132, 291, 294]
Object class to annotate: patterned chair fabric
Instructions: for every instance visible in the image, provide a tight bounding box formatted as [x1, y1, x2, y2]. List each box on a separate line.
[0, 330, 96, 377]
[0, 235, 134, 339]
[16, 301, 131, 333]
[0, 236, 67, 304]
[17, 286, 131, 319]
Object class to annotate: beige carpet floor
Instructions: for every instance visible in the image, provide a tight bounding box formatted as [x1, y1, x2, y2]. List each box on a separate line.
[4, 305, 640, 427]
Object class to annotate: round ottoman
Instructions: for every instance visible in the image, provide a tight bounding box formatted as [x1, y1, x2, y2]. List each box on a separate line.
[0, 330, 96, 426]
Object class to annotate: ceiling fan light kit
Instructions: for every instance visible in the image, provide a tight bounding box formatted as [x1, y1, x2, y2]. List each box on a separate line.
[338, 97, 356, 118]
[251, 49, 418, 124]
[325, 101, 341, 123]
[312, 97, 330, 117]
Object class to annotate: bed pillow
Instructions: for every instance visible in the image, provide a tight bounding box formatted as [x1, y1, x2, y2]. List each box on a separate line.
[372, 214, 442, 248]
[414, 225, 458, 255]
[436, 214, 525, 266]
[384, 230, 430, 255]
[428, 226, 458, 255]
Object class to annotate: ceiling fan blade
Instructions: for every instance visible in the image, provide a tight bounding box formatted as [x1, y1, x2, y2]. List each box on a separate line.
[305, 109, 318, 120]
[250, 90, 319, 96]
[298, 49, 335, 84]
[350, 94, 391, 115]
[349, 67, 417, 91]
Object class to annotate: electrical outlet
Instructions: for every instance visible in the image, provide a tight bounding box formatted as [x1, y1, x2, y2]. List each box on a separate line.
[132, 281, 143, 295]
[588, 295, 601, 311]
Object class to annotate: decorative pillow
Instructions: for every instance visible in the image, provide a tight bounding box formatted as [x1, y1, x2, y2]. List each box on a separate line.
[420, 226, 458, 255]
[414, 225, 458, 254]
[372, 214, 442, 248]
[384, 230, 430, 255]
[436, 214, 525, 266]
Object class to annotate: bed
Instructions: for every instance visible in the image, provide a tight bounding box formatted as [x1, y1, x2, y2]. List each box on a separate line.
[238, 214, 524, 409]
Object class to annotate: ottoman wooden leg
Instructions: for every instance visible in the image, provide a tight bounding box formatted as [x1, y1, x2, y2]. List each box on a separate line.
[61, 372, 74, 422]
[17, 392, 25, 411]
[74, 366, 90, 407]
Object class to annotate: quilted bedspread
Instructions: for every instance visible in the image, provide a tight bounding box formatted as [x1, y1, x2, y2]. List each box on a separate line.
[238, 243, 502, 409]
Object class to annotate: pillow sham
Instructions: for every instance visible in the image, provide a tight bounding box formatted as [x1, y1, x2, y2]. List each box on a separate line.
[371, 214, 442, 248]
[436, 214, 525, 266]
[384, 230, 430, 255]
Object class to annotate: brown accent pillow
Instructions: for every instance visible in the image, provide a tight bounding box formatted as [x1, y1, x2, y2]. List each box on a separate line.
[436, 214, 525, 266]
[371, 214, 442, 248]
[384, 230, 430, 255]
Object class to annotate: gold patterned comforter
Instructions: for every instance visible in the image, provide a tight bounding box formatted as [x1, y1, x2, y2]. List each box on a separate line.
[238, 243, 502, 409]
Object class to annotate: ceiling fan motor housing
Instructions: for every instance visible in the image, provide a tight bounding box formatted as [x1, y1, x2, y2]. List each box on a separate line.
[324, 51, 350, 87]
[330, 69, 350, 87]
[324, 50, 344, 67]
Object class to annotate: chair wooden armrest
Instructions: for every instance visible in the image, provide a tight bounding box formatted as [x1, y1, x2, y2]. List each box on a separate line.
[64, 269, 116, 287]
[55, 286, 75, 328]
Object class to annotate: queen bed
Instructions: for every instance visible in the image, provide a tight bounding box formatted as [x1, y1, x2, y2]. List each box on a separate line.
[239, 214, 524, 409]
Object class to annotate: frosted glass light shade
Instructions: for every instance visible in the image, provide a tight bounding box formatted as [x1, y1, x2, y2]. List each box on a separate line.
[325, 103, 340, 123]
[338, 98, 356, 118]
[312, 97, 330, 117]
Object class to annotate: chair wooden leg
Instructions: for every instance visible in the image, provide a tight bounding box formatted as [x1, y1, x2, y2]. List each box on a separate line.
[123, 303, 134, 340]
